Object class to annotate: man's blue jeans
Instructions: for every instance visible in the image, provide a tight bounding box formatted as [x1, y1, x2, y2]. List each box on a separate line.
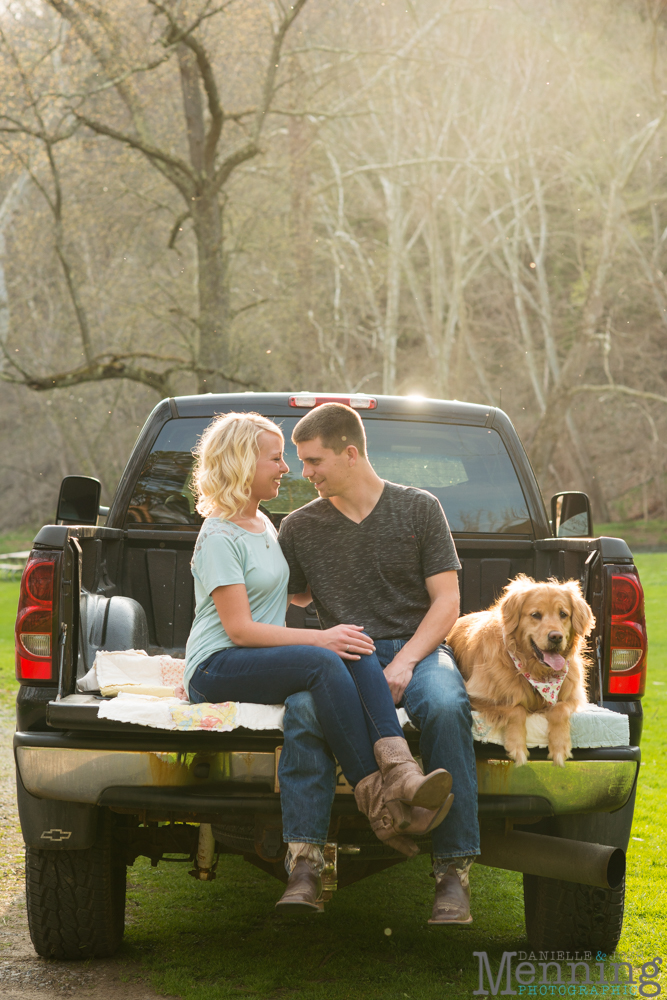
[279, 640, 480, 863]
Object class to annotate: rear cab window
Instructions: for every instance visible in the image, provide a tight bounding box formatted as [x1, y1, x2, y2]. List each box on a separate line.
[126, 417, 532, 536]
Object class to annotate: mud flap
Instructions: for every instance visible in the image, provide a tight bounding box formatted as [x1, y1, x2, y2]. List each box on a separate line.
[16, 765, 99, 850]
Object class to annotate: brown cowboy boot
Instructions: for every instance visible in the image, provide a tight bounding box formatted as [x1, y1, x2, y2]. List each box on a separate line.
[428, 862, 473, 926]
[374, 737, 453, 828]
[400, 794, 455, 837]
[275, 858, 321, 914]
[353, 771, 420, 858]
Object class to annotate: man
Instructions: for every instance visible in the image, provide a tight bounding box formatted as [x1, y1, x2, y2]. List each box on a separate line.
[276, 402, 479, 925]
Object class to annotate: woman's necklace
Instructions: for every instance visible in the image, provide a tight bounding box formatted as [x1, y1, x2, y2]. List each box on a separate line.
[235, 512, 270, 548]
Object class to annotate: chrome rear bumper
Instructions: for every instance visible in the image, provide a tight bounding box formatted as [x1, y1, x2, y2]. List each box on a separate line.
[16, 744, 638, 816]
[16, 747, 276, 803]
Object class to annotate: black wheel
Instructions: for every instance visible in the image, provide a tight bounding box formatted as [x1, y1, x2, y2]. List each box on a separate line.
[523, 873, 625, 953]
[25, 810, 126, 960]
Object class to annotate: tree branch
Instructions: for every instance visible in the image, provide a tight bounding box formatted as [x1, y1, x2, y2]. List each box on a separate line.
[181, 33, 224, 175]
[252, 0, 309, 145]
[313, 155, 520, 196]
[211, 2, 309, 189]
[568, 383, 667, 406]
[51, 54, 172, 101]
[213, 140, 261, 192]
[0, 25, 96, 367]
[148, 0, 233, 47]
[148, 0, 226, 177]
[229, 297, 271, 321]
[0, 347, 266, 396]
[224, 107, 256, 122]
[74, 113, 195, 195]
[45, 0, 154, 143]
[168, 211, 192, 249]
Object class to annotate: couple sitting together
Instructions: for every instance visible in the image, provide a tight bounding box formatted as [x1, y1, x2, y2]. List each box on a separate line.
[182, 403, 479, 925]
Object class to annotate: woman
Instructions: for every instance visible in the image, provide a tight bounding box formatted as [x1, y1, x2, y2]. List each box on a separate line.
[184, 413, 453, 907]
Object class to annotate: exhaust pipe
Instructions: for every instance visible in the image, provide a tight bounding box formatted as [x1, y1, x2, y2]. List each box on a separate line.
[478, 830, 625, 889]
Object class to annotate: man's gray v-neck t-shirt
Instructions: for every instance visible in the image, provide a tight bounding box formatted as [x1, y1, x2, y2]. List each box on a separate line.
[278, 481, 460, 639]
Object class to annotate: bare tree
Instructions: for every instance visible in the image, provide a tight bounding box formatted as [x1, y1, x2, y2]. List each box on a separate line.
[0, 0, 308, 395]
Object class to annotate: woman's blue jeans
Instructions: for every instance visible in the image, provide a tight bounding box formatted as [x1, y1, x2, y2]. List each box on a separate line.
[279, 641, 480, 863]
[188, 644, 403, 787]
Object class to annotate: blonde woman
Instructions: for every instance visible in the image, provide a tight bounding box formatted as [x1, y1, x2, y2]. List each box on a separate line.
[184, 412, 452, 912]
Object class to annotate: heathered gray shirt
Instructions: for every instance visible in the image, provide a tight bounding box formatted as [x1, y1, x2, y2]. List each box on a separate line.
[278, 481, 460, 639]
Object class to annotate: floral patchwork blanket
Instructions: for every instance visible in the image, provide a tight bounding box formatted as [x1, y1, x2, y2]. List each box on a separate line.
[78, 649, 629, 745]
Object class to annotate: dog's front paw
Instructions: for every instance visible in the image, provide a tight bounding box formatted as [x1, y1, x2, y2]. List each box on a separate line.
[510, 747, 529, 767]
[548, 748, 571, 767]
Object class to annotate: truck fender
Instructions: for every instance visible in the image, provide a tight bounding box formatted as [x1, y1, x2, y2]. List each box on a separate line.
[550, 778, 638, 852]
[102, 595, 149, 652]
[80, 594, 149, 672]
[16, 765, 99, 851]
[518, 770, 638, 853]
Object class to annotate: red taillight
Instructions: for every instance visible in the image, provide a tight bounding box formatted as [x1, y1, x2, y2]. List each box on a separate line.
[15, 554, 57, 684]
[608, 673, 642, 695]
[288, 393, 377, 409]
[611, 575, 641, 619]
[606, 569, 647, 697]
[24, 561, 54, 604]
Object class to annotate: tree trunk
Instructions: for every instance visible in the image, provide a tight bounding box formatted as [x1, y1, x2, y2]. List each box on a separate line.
[380, 176, 402, 395]
[192, 195, 229, 393]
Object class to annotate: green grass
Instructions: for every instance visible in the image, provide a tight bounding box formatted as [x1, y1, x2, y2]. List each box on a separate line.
[1, 562, 666, 997]
[0, 527, 39, 556]
[121, 858, 526, 999]
[598, 520, 667, 551]
[616, 555, 667, 970]
[0, 581, 18, 704]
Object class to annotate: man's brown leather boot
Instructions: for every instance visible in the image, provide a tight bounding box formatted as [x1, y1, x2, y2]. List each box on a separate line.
[428, 863, 473, 926]
[373, 737, 452, 823]
[275, 858, 322, 914]
[353, 771, 420, 857]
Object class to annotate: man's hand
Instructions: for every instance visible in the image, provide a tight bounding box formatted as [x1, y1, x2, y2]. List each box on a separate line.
[383, 651, 416, 705]
[383, 570, 460, 704]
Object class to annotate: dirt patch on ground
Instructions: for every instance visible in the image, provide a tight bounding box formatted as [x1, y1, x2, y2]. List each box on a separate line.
[0, 703, 176, 999]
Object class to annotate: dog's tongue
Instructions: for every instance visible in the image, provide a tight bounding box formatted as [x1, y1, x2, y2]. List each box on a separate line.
[542, 651, 566, 671]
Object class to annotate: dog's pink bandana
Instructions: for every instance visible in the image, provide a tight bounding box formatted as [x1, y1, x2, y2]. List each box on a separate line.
[508, 651, 569, 704]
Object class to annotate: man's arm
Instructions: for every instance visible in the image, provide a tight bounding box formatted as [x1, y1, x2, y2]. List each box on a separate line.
[278, 516, 309, 595]
[289, 586, 312, 608]
[382, 570, 460, 704]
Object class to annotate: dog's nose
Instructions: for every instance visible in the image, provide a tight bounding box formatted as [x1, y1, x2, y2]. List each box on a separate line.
[548, 631, 563, 645]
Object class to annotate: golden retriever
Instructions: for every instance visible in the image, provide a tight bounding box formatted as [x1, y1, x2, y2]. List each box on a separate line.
[448, 575, 595, 767]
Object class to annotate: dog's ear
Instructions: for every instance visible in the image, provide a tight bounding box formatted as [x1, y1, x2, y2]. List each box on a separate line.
[564, 580, 595, 637]
[500, 575, 533, 638]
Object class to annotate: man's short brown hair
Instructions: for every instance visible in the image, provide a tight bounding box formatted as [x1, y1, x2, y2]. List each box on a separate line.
[291, 402, 367, 457]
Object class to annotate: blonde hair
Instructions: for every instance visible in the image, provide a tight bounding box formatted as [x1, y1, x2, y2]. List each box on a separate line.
[192, 412, 283, 519]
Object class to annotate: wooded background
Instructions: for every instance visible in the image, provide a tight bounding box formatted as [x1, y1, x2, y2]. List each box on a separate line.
[1, 0, 666, 529]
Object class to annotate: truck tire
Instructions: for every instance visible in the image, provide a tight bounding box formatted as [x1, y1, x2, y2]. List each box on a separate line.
[25, 811, 126, 960]
[523, 873, 625, 954]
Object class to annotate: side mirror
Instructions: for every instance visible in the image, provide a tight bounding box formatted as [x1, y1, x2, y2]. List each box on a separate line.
[56, 476, 102, 526]
[551, 491, 593, 538]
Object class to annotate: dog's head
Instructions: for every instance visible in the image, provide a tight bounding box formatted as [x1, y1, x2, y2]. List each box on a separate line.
[499, 575, 595, 673]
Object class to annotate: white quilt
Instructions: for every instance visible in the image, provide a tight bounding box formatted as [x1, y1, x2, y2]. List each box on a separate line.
[79, 650, 630, 746]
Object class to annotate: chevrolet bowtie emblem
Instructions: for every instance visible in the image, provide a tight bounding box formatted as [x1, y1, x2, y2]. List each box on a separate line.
[41, 829, 72, 842]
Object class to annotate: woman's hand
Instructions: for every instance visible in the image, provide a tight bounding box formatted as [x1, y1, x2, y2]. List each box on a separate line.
[317, 624, 375, 660]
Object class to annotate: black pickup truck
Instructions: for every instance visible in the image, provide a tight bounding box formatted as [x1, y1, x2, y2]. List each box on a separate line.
[14, 392, 646, 959]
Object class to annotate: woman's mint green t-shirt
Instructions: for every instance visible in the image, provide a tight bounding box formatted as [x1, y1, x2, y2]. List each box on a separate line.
[183, 515, 290, 696]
